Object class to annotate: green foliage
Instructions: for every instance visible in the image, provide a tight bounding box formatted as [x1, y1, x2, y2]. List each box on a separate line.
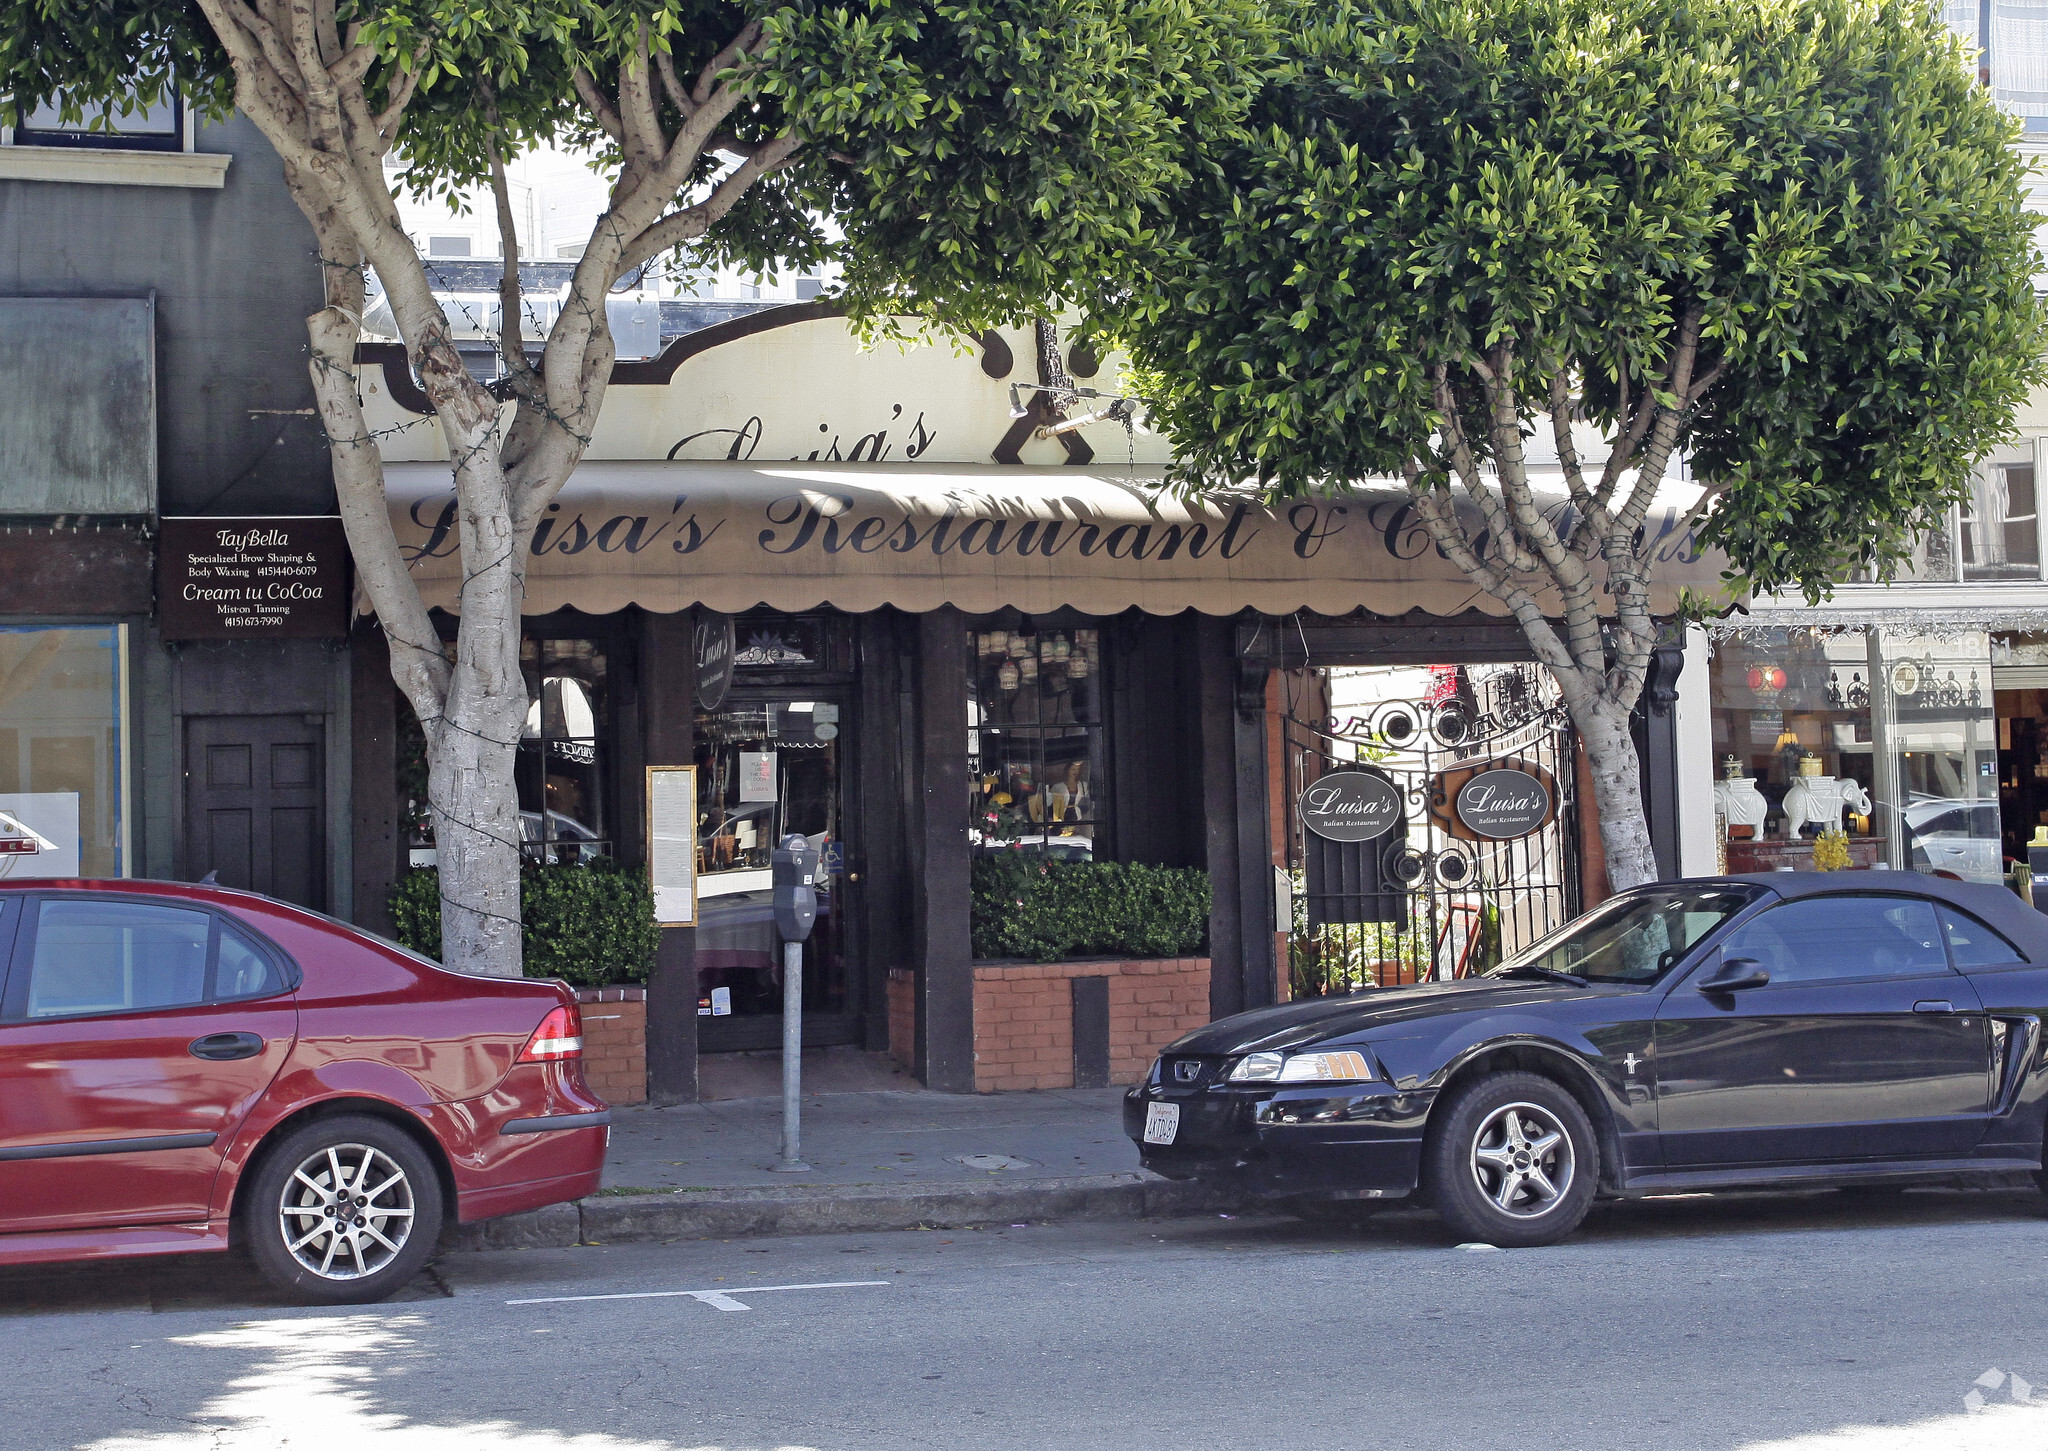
[1286, 876, 1500, 996]
[1, 0, 1274, 338]
[1092, 0, 2048, 599]
[387, 859, 660, 985]
[970, 853, 1210, 963]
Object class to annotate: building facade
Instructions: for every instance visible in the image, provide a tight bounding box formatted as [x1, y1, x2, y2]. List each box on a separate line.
[0, 107, 353, 910]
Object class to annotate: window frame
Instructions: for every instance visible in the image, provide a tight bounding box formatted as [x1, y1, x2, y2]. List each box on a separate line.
[965, 611, 1113, 861]
[515, 628, 617, 866]
[1936, 902, 2030, 972]
[5, 90, 191, 155]
[0, 890, 298, 1024]
[1959, 457, 2047, 584]
[1701, 891, 1963, 990]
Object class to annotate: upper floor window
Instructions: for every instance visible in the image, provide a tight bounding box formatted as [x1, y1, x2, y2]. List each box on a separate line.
[1961, 462, 2041, 582]
[10, 88, 185, 153]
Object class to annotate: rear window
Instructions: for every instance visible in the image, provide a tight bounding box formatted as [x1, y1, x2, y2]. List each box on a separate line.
[1939, 905, 2026, 968]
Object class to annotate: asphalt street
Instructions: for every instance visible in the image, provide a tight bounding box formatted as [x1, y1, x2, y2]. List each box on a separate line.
[5, 1188, 2048, 1450]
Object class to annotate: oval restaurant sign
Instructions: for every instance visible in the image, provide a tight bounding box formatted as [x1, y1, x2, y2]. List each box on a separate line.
[694, 610, 735, 711]
[1456, 768, 1553, 840]
[1299, 772, 1404, 843]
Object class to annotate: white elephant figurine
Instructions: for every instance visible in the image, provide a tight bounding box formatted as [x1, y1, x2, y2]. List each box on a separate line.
[1713, 775, 1768, 838]
[1780, 775, 1871, 840]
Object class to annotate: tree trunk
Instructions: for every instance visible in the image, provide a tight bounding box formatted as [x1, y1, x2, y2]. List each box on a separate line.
[1571, 695, 1660, 892]
[426, 645, 528, 977]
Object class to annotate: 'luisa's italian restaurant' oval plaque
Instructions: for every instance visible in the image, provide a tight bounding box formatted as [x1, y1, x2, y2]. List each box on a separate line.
[1455, 767, 1553, 840]
[1299, 771, 1404, 842]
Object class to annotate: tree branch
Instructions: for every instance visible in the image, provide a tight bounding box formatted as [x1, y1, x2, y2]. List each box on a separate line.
[572, 66, 625, 142]
[694, 19, 761, 105]
[615, 131, 803, 273]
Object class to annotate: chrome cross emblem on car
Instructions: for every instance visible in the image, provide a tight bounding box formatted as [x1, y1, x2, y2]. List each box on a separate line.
[1173, 1060, 1202, 1083]
[1623, 1053, 1641, 1075]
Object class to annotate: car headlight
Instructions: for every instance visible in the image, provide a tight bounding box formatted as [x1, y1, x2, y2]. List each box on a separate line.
[1227, 1050, 1375, 1084]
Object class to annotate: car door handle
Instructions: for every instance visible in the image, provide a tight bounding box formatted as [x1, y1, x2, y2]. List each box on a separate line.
[188, 1032, 264, 1061]
[1913, 1000, 1957, 1015]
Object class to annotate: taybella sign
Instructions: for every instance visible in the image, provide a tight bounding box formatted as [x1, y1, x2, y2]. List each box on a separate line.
[158, 517, 349, 640]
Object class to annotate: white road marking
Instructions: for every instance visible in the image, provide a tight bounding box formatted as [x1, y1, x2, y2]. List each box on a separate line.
[505, 1280, 890, 1312]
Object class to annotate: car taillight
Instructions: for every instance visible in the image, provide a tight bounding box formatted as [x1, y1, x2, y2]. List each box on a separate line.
[518, 1004, 583, 1062]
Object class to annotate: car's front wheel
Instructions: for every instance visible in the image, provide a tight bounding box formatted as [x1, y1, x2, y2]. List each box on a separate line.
[1424, 1072, 1597, 1248]
[242, 1115, 445, 1304]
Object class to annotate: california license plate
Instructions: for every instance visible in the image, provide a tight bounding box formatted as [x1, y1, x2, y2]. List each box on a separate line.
[1142, 1101, 1181, 1146]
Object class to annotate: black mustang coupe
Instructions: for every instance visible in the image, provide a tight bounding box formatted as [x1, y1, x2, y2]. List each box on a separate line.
[1126, 873, 2048, 1246]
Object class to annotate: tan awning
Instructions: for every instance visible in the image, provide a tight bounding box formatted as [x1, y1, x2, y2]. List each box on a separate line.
[381, 461, 1724, 618]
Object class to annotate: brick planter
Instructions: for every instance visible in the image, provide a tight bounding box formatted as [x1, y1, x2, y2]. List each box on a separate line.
[971, 957, 1210, 1093]
[575, 986, 647, 1105]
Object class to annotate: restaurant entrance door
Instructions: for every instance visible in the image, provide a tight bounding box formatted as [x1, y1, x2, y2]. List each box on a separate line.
[693, 688, 859, 1052]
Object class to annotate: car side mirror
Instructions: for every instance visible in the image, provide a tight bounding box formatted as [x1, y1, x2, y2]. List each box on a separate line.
[1697, 956, 1770, 993]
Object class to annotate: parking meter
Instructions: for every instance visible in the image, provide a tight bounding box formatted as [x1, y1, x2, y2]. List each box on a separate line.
[770, 833, 820, 1172]
[771, 834, 820, 942]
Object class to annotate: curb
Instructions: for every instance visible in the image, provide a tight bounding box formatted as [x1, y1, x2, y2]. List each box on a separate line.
[444, 1172, 1254, 1252]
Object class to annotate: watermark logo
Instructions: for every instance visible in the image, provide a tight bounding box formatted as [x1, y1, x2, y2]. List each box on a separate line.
[1964, 1368, 2037, 1412]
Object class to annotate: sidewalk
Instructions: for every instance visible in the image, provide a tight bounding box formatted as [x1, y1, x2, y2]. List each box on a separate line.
[454, 1059, 1249, 1251]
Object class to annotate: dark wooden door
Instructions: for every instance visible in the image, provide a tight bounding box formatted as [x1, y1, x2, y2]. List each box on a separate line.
[184, 716, 325, 910]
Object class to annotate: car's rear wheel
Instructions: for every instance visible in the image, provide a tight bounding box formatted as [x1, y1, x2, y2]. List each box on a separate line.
[242, 1115, 445, 1305]
[1424, 1072, 1597, 1248]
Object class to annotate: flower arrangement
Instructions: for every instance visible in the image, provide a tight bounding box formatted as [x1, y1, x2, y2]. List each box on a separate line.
[1812, 826, 1852, 872]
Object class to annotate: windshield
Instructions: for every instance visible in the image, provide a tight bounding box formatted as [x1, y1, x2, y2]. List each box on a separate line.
[1487, 885, 1759, 985]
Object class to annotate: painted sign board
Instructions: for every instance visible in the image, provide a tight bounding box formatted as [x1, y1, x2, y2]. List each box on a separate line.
[157, 516, 349, 639]
[0, 792, 80, 878]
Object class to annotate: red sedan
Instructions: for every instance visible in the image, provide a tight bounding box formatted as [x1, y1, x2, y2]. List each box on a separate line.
[0, 879, 608, 1303]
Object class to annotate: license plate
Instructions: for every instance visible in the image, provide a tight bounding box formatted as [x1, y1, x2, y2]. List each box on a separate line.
[1142, 1101, 1181, 1146]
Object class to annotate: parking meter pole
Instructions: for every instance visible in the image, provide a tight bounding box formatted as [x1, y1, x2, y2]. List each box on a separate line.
[777, 939, 807, 1171]
[769, 832, 819, 1174]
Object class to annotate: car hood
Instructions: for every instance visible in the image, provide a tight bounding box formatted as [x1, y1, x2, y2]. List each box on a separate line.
[1163, 977, 1613, 1056]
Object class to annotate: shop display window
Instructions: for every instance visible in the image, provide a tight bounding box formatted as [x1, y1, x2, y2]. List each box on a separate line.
[0, 625, 127, 880]
[967, 623, 1108, 858]
[1709, 626, 1999, 882]
[516, 638, 610, 863]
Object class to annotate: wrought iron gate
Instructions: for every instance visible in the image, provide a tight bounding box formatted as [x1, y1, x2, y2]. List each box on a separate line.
[1281, 665, 1580, 994]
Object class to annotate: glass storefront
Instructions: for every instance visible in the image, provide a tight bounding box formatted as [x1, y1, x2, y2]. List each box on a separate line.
[967, 623, 1108, 858]
[0, 624, 128, 879]
[692, 611, 852, 1047]
[517, 637, 610, 863]
[1710, 626, 2000, 882]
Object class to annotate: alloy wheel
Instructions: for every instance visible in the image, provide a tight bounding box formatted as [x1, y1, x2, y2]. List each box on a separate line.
[276, 1142, 418, 1281]
[1468, 1101, 1574, 1218]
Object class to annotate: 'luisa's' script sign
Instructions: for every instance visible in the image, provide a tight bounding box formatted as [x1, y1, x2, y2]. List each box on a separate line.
[1455, 768, 1553, 840]
[157, 517, 349, 640]
[1299, 772, 1405, 843]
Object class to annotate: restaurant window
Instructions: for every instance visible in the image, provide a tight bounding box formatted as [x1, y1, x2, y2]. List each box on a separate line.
[1961, 463, 2041, 582]
[0, 624, 128, 880]
[1710, 626, 1999, 883]
[516, 638, 609, 863]
[967, 623, 1109, 858]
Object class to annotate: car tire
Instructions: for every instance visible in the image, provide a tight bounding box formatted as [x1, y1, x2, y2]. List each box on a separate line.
[240, 1115, 446, 1305]
[1285, 1196, 1386, 1228]
[1423, 1072, 1598, 1248]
